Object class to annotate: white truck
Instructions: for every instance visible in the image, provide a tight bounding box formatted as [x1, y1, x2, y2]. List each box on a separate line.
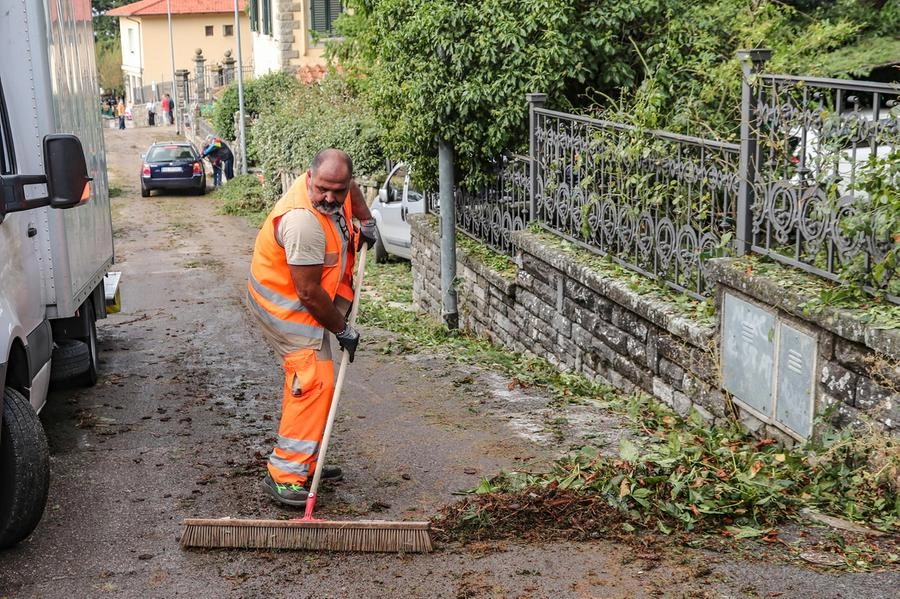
[0, 0, 118, 548]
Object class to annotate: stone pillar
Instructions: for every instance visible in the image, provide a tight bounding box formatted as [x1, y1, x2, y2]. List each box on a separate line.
[193, 48, 206, 104]
[175, 68, 190, 135]
[222, 50, 235, 85]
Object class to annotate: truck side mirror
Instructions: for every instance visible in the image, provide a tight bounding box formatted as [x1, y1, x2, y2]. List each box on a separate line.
[44, 134, 91, 208]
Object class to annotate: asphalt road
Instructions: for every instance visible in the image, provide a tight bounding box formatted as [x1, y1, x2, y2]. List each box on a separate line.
[0, 124, 897, 599]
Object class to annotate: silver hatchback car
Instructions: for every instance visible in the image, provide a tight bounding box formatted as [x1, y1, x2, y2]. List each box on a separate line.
[370, 162, 426, 262]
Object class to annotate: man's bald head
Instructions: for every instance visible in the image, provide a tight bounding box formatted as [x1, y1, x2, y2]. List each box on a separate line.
[310, 149, 354, 180]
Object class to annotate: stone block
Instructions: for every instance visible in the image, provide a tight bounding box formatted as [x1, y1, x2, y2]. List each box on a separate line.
[612, 307, 649, 343]
[879, 395, 897, 431]
[568, 304, 600, 334]
[520, 254, 554, 285]
[551, 312, 572, 337]
[626, 335, 647, 367]
[652, 377, 675, 407]
[646, 334, 659, 375]
[595, 320, 628, 354]
[819, 362, 859, 407]
[672, 391, 692, 416]
[855, 377, 897, 412]
[691, 403, 715, 424]
[659, 358, 685, 389]
[834, 339, 872, 375]
[564, 278, 595, 309]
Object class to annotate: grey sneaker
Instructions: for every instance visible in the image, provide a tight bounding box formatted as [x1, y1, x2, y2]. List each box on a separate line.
[262, 474, 309, 507]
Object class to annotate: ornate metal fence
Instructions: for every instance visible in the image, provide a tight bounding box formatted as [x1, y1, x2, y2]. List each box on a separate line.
[438, 155, 531, 256]
[529, 106, 741, 299]
[747, 74, 899, 300]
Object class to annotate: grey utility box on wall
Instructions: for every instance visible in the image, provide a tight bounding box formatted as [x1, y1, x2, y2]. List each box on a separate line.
[721, 292, 816, 439]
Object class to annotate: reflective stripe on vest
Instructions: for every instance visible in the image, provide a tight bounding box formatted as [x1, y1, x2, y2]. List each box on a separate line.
[247, 174, 355, 340]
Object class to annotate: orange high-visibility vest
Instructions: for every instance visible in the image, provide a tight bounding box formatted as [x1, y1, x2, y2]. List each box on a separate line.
[247, 174, 356, 344]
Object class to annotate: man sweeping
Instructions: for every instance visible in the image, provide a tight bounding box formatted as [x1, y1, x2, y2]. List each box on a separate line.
[246, 149, 376, 507]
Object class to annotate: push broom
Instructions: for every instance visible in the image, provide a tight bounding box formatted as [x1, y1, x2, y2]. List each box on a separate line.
[181, 245, 432, 552]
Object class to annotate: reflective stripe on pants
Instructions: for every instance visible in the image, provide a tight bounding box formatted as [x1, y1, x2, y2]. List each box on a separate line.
[267, 348, 335, 485]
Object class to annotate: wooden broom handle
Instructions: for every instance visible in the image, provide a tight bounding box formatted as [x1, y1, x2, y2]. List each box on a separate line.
[305, 244, 367, 509]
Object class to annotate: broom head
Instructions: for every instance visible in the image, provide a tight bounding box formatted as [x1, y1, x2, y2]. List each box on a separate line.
[181, 518, 432, 553]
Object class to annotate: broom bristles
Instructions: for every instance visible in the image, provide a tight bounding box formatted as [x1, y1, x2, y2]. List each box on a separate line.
[180, 518, 432, 553]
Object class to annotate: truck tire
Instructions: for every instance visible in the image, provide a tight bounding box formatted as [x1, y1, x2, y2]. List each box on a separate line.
[374, 225, 388, 263]
[78, 300, 99, 387]
[0, 387, 50, 550]
[49, 340, 90, 385]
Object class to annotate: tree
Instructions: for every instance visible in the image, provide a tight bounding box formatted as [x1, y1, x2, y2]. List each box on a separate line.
[92, 1, 127, 41]
[95, 38, 123, 98]
[332, 0, 672, 187]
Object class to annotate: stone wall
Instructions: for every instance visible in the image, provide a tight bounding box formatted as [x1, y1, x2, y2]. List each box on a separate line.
[410, 215, 899, 444]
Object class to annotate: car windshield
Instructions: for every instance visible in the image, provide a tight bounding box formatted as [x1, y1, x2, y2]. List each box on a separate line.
[147, 145, 194, 162]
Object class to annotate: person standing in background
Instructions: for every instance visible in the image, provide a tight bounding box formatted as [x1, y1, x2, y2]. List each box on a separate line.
[146, 100, 156, 127]
[161, 94, 172, 125]
[165, 93, 174, 126]
[115, 98, 126, 130]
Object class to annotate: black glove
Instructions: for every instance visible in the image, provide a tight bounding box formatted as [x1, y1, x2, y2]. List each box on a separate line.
[335, 323, 360, 363]
[358, 220, 377, 250]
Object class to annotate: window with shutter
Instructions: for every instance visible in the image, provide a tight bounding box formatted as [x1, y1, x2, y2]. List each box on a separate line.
[248, 0, 258, 32]
[261, 0, 271, 36]
[309, 0, 343, 36]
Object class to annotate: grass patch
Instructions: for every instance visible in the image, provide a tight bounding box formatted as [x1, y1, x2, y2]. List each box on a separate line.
[108, 185, 124, 199]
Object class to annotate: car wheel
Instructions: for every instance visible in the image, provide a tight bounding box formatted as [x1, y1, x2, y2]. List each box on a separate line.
[141, 184, 150, 198]
[374, 225, 388, 263]
[0, 387, 50, 550]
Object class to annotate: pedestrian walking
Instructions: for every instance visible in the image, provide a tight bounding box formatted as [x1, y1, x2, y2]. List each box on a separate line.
[245, 148, 377, 507]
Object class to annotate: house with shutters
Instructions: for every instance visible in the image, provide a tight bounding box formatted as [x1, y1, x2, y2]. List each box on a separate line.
[105, 0, 252, 105]
[247, 0, 343, 81]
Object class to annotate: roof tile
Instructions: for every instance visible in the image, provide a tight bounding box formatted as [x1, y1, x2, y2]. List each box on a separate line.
[106, 0, 245, 17]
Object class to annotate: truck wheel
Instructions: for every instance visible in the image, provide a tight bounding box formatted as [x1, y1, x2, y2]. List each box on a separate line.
[49, 340, 90, 385]
[374, 225, 388, 263]
[0, 387, 50, 550]
[78, 301, 99, 387]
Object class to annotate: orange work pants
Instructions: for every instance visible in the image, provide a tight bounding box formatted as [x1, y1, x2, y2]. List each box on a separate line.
[266, 348, 335, 485]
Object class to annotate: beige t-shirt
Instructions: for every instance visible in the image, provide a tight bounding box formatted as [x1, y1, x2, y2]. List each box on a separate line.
[248, 207, 350, 358]
[278, 208, 326, 266]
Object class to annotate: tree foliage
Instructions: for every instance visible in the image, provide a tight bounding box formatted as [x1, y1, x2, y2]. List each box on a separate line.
[249, 74, 384, 186]
[92, 0, 127, 41]
[210, 71, 302, 141]
[95, 37, 123, 97]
